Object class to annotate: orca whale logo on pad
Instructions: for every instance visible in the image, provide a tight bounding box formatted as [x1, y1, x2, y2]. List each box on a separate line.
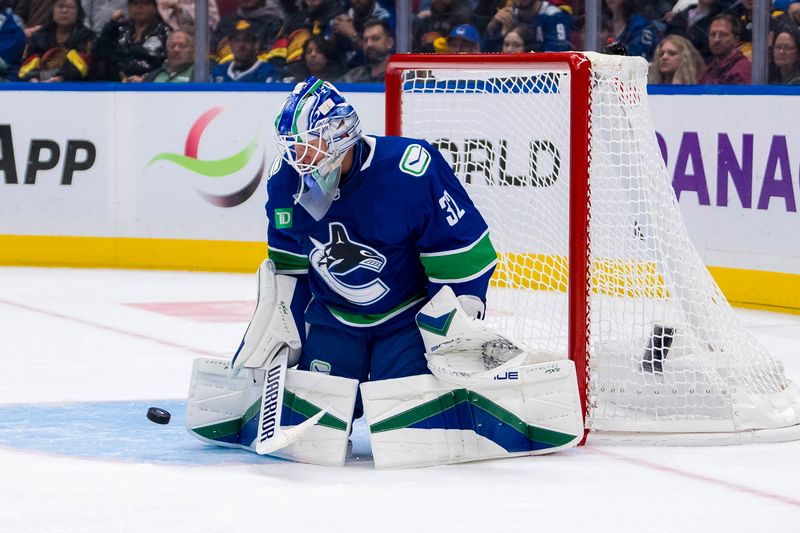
[310, 223, 389, 305]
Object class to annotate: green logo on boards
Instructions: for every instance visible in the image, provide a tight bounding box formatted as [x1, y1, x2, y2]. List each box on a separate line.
[275, 208, 293, 229]
[399, 144, 431, 176]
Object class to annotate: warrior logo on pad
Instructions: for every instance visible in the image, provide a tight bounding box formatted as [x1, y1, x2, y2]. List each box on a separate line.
[310, 223, 389, 305]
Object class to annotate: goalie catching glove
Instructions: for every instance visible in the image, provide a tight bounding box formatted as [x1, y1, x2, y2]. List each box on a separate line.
[415, 286, 561, 384]
[231, 259, 302, 371]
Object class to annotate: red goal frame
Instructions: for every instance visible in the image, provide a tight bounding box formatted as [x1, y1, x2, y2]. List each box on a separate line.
[385, 53, 593, 439]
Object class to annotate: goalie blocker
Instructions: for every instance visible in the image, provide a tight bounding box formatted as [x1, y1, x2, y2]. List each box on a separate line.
[361, 286, 584, 468]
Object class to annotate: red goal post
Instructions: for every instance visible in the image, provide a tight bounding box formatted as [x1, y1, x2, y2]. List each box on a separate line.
[387, 53, 594, 437]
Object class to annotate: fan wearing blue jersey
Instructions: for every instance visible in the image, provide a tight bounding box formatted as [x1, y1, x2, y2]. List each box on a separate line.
[484, 0, 572, 53]
[266, 76, 497, 416]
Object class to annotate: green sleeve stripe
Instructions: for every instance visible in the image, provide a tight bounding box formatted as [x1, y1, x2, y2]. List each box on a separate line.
[268, 247, 309, 273]
[420, 232, 497, 283]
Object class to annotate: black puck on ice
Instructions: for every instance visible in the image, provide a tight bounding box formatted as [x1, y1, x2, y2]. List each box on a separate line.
[146, 407, 171, 425]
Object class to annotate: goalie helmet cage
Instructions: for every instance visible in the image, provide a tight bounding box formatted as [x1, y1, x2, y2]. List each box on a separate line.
[385, 52, 800, 445]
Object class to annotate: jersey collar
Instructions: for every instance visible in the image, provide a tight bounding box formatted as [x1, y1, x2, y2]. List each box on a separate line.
[360, 135, 377, 171]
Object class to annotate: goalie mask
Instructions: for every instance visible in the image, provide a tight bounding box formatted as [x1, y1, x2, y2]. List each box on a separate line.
[274, 77, 362, 220]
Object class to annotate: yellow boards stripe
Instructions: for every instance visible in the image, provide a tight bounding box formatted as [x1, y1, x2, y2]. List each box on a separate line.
[1, 237, 798, 313]
[0, 235, 266, 272]
[491, 254, 667, 298]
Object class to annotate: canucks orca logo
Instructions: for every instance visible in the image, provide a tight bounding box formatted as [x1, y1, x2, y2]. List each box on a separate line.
[309, 223, 389, 306]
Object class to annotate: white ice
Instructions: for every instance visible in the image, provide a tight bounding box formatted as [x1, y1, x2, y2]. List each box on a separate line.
[1, 267, 799, 532]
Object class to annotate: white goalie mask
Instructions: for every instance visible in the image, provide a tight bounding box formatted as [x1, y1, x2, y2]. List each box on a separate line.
[274, 77, 362, 220]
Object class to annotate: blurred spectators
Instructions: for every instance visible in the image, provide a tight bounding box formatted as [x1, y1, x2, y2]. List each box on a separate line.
[212, 18, 279, 80]
[273, 27, 310, 66]
[330, 0, 392, 67]
[213, 0, 283, 65]
[19, 0, 96, 81]
[501, 21, 535, 51]
[157, 0, 219, 31]
[483, 0, 572, 52]
[412, 0, 471, 53]
[649, 33, 704, 83]
[723, 0, 778, 54]
[447, 21, 479, 51]
[768, 26, 800, 82]
[91, 0, 170, 81]
[281, 33, 340, 81]
[2, 0, 798, 85]
[0, 6, 25, 79]
[774, 0, 800, 31]
[142, 27, 193, 79]
[699, 13, 751, 83]
[15, 0, 57, 35]
[285, 0, 343, 38]
[667, 0, 729, 61]
[636, 0, 673, 21]
[81, 0, 126, 33]
[339, 17, 392, 81]
[473, 0, 502, 36]
[602, 0, 659, 60]
[342, 0, 391, 35]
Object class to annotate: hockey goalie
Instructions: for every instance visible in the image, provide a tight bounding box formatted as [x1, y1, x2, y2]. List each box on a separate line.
[185, 76, 583, 468]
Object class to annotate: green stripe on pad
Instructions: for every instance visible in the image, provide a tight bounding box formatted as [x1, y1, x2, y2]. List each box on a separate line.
[193, 389, 347, 441]
[369, 389, 576, 448]
[284, 390, 348, 431]
[192, 398, 260, 440]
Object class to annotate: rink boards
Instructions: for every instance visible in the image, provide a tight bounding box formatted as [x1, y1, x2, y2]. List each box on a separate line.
[0, 84, 798, 312]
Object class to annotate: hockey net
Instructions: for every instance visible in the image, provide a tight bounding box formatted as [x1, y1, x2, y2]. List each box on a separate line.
[385, 52, 800, 444]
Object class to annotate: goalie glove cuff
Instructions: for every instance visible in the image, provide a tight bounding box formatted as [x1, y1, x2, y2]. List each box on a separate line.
[457, 294, 485, 320]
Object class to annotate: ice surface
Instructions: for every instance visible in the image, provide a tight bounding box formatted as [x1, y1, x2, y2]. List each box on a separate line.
[1, 267, 798, 532]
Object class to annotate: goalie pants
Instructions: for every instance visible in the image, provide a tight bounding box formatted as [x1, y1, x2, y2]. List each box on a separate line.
[298, 318, 431, 418]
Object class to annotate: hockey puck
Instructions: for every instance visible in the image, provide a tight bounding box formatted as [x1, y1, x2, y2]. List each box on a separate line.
[146, 407, 171, 425]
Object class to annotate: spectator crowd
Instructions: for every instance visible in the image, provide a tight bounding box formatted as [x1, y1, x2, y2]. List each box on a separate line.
[1, 0, 799, 83]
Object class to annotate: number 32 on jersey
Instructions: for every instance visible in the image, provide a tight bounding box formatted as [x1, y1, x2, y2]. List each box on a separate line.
[439, 190, 465, 226]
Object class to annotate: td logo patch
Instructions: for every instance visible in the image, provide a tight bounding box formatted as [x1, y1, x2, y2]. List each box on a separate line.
[275, 208, 293, 229]
[399, 144, 431, 176]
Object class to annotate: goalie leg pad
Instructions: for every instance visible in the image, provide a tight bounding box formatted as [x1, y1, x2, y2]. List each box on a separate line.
[269, 369, 359, 467]
[187, 357, 358, 466]
[186, 356, 261, 449]
[361, 360, 583, 469]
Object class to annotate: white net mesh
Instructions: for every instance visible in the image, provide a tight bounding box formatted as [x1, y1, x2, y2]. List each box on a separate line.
[393, 53, 800, 438]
